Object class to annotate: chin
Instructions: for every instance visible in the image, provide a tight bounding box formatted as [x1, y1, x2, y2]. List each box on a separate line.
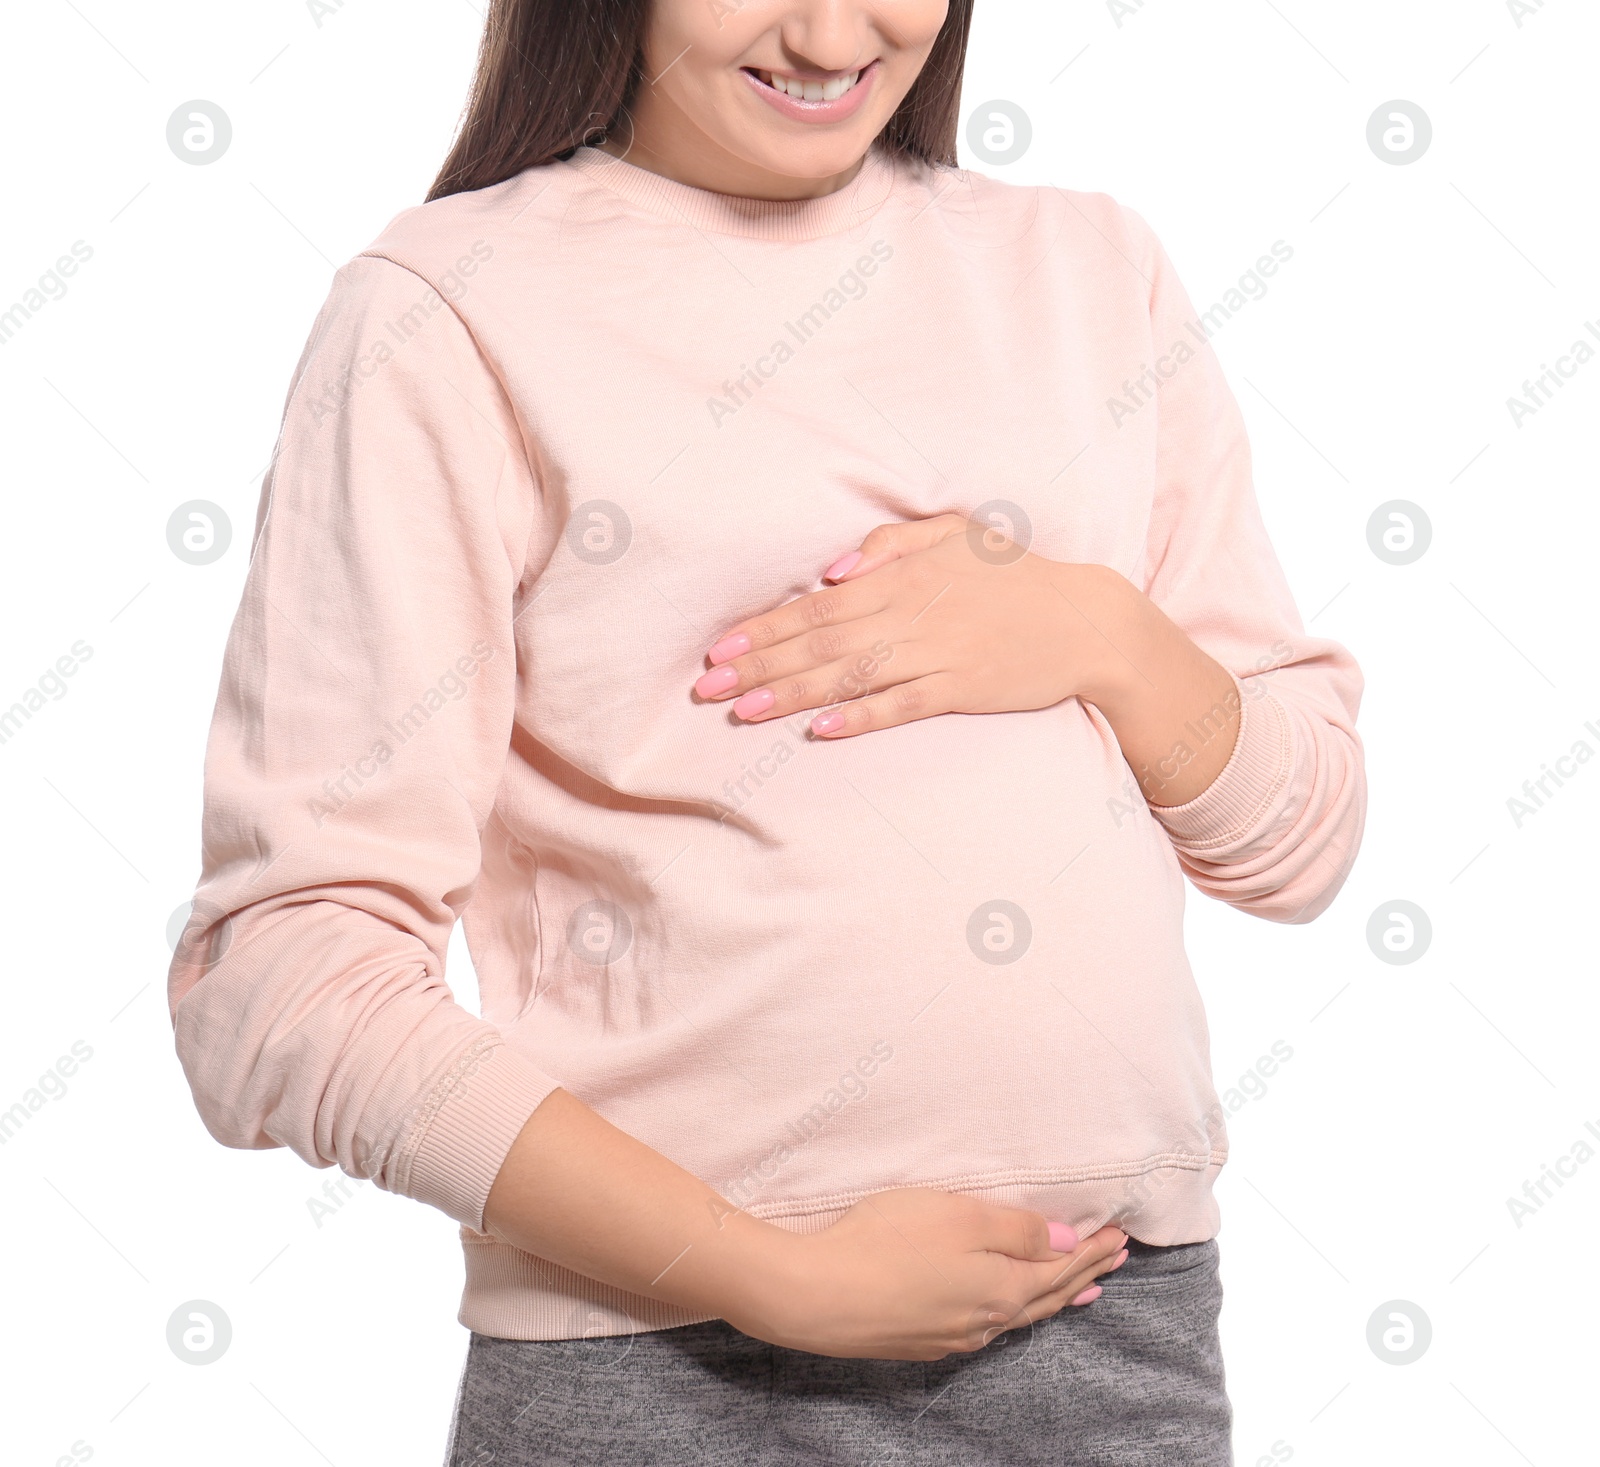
[732, 128, 885, 182]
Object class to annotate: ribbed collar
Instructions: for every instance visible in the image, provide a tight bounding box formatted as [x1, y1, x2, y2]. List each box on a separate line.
[561, 143, 900, 241]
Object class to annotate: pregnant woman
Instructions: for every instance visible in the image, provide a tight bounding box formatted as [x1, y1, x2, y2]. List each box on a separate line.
[168, 1, 1366, 1462]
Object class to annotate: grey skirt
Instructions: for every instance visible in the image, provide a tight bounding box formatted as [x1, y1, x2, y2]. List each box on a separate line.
[444, 1236, 1231, 1466]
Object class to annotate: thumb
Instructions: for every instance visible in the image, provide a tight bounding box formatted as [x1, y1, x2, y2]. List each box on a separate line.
[823, 513, 968, 582]
[969, 1202, 1075, 1262]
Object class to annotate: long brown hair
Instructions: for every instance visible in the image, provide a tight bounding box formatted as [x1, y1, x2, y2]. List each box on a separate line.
[427, 1, 976, 203]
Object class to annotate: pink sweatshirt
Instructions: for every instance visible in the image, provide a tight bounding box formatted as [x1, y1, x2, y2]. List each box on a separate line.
[168, 142, 1366, 1340]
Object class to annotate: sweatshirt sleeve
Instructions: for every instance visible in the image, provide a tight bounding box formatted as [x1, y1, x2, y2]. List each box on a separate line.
[1122, 208, 1368, 923]
[167, 252, 562, 1231]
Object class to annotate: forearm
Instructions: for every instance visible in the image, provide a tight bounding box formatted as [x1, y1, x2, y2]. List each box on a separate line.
[484, 1088, 1127, 1360]
[1054, 563, 1241, 808]
[482, 1086, 793, 1326]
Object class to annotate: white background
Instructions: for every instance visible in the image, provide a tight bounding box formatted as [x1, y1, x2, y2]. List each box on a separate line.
[2, 1, 1596, 1463]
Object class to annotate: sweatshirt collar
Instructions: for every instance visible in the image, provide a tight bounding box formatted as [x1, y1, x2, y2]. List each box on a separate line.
[561, 142, 899, 241]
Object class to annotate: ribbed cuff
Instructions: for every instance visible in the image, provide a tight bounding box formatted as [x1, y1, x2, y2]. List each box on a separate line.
[394, 1038, 563, 1232]
[1149, 674, 1293, 849]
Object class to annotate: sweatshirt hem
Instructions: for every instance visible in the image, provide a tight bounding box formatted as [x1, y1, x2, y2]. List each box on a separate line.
[455, 1152, 1226, 1341]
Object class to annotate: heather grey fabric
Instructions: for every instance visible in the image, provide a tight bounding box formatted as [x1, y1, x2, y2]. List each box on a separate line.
[444, 1238, 1231, 1465]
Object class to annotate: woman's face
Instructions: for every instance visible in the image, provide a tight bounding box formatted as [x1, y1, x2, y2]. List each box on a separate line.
[612, 0, 951, 195]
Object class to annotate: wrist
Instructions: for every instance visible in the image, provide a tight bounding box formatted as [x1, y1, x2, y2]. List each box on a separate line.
[686, 1204, 810, 1336]
[1048, 561, 1150, 710]
[720, 1226, 839, 1351]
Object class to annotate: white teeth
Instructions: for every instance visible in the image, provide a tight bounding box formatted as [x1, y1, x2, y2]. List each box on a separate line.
[761, 68, 860, 102]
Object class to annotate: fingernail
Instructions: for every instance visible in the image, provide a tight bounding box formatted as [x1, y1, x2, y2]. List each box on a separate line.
[811, 711, 845, 736]
[732, 688, 775, 720]
[1047, 1221, 1079, 1253]
[1071, 1286, 1102, 1306]
[694, 665, 739, 698]
[1110, 1249, 1129, 1270]
[707, 633, 751, 665]
[824, 550, 862, 581]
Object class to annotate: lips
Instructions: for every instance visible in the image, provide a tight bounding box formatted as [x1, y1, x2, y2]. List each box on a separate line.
[740, 58, 879, 120]
[751, 67, 863, 103]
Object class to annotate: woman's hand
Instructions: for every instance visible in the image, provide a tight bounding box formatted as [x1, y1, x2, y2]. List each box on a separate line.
[488, 1092, 1126, 1366]
[692, 513, 1129, 738]
[691, 512, 1245, 807]
[726, 1187, 1129, 1361]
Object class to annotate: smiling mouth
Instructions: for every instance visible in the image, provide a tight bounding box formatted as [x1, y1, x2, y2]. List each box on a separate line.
[744, 62, 873, 103]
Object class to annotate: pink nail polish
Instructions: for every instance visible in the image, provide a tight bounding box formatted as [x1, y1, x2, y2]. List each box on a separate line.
[1047, 1221, 1079, 1254]
[811, 711, 845, 736]
[1071, 1285, 1101, 1306]
[694, 665, 739, 699]
[824, 550, 862, 581]
[731, 689, 775, 720]
[707, 633, 751, 665]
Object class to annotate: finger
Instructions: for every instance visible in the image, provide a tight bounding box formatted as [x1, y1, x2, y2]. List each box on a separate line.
[824, 513, 968, 583]
[969, 1205, 1058, 1263]
[1016, 1227, 1127, 1299]
[1009, 1267, 1115, 1331]
[971, 1205, 1105, 1265]
[964, 1239, 1130, 1352]
[1019, 1289, 1076, 1326]
[1060, 1245, 1129, 1298]
[694, 621, 915, 721]
[807, 674, 958, 738]
[1014, 1280, 1084, 1327]
[737, 645, 927, 724]
[1018, 1271, 1107, 1326]
[968, 1206, 1117, 1271]
[703, 578, 886, 667]
[1058, 1225, 1130, 1278]
[972, 1257, 1116, 1349]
